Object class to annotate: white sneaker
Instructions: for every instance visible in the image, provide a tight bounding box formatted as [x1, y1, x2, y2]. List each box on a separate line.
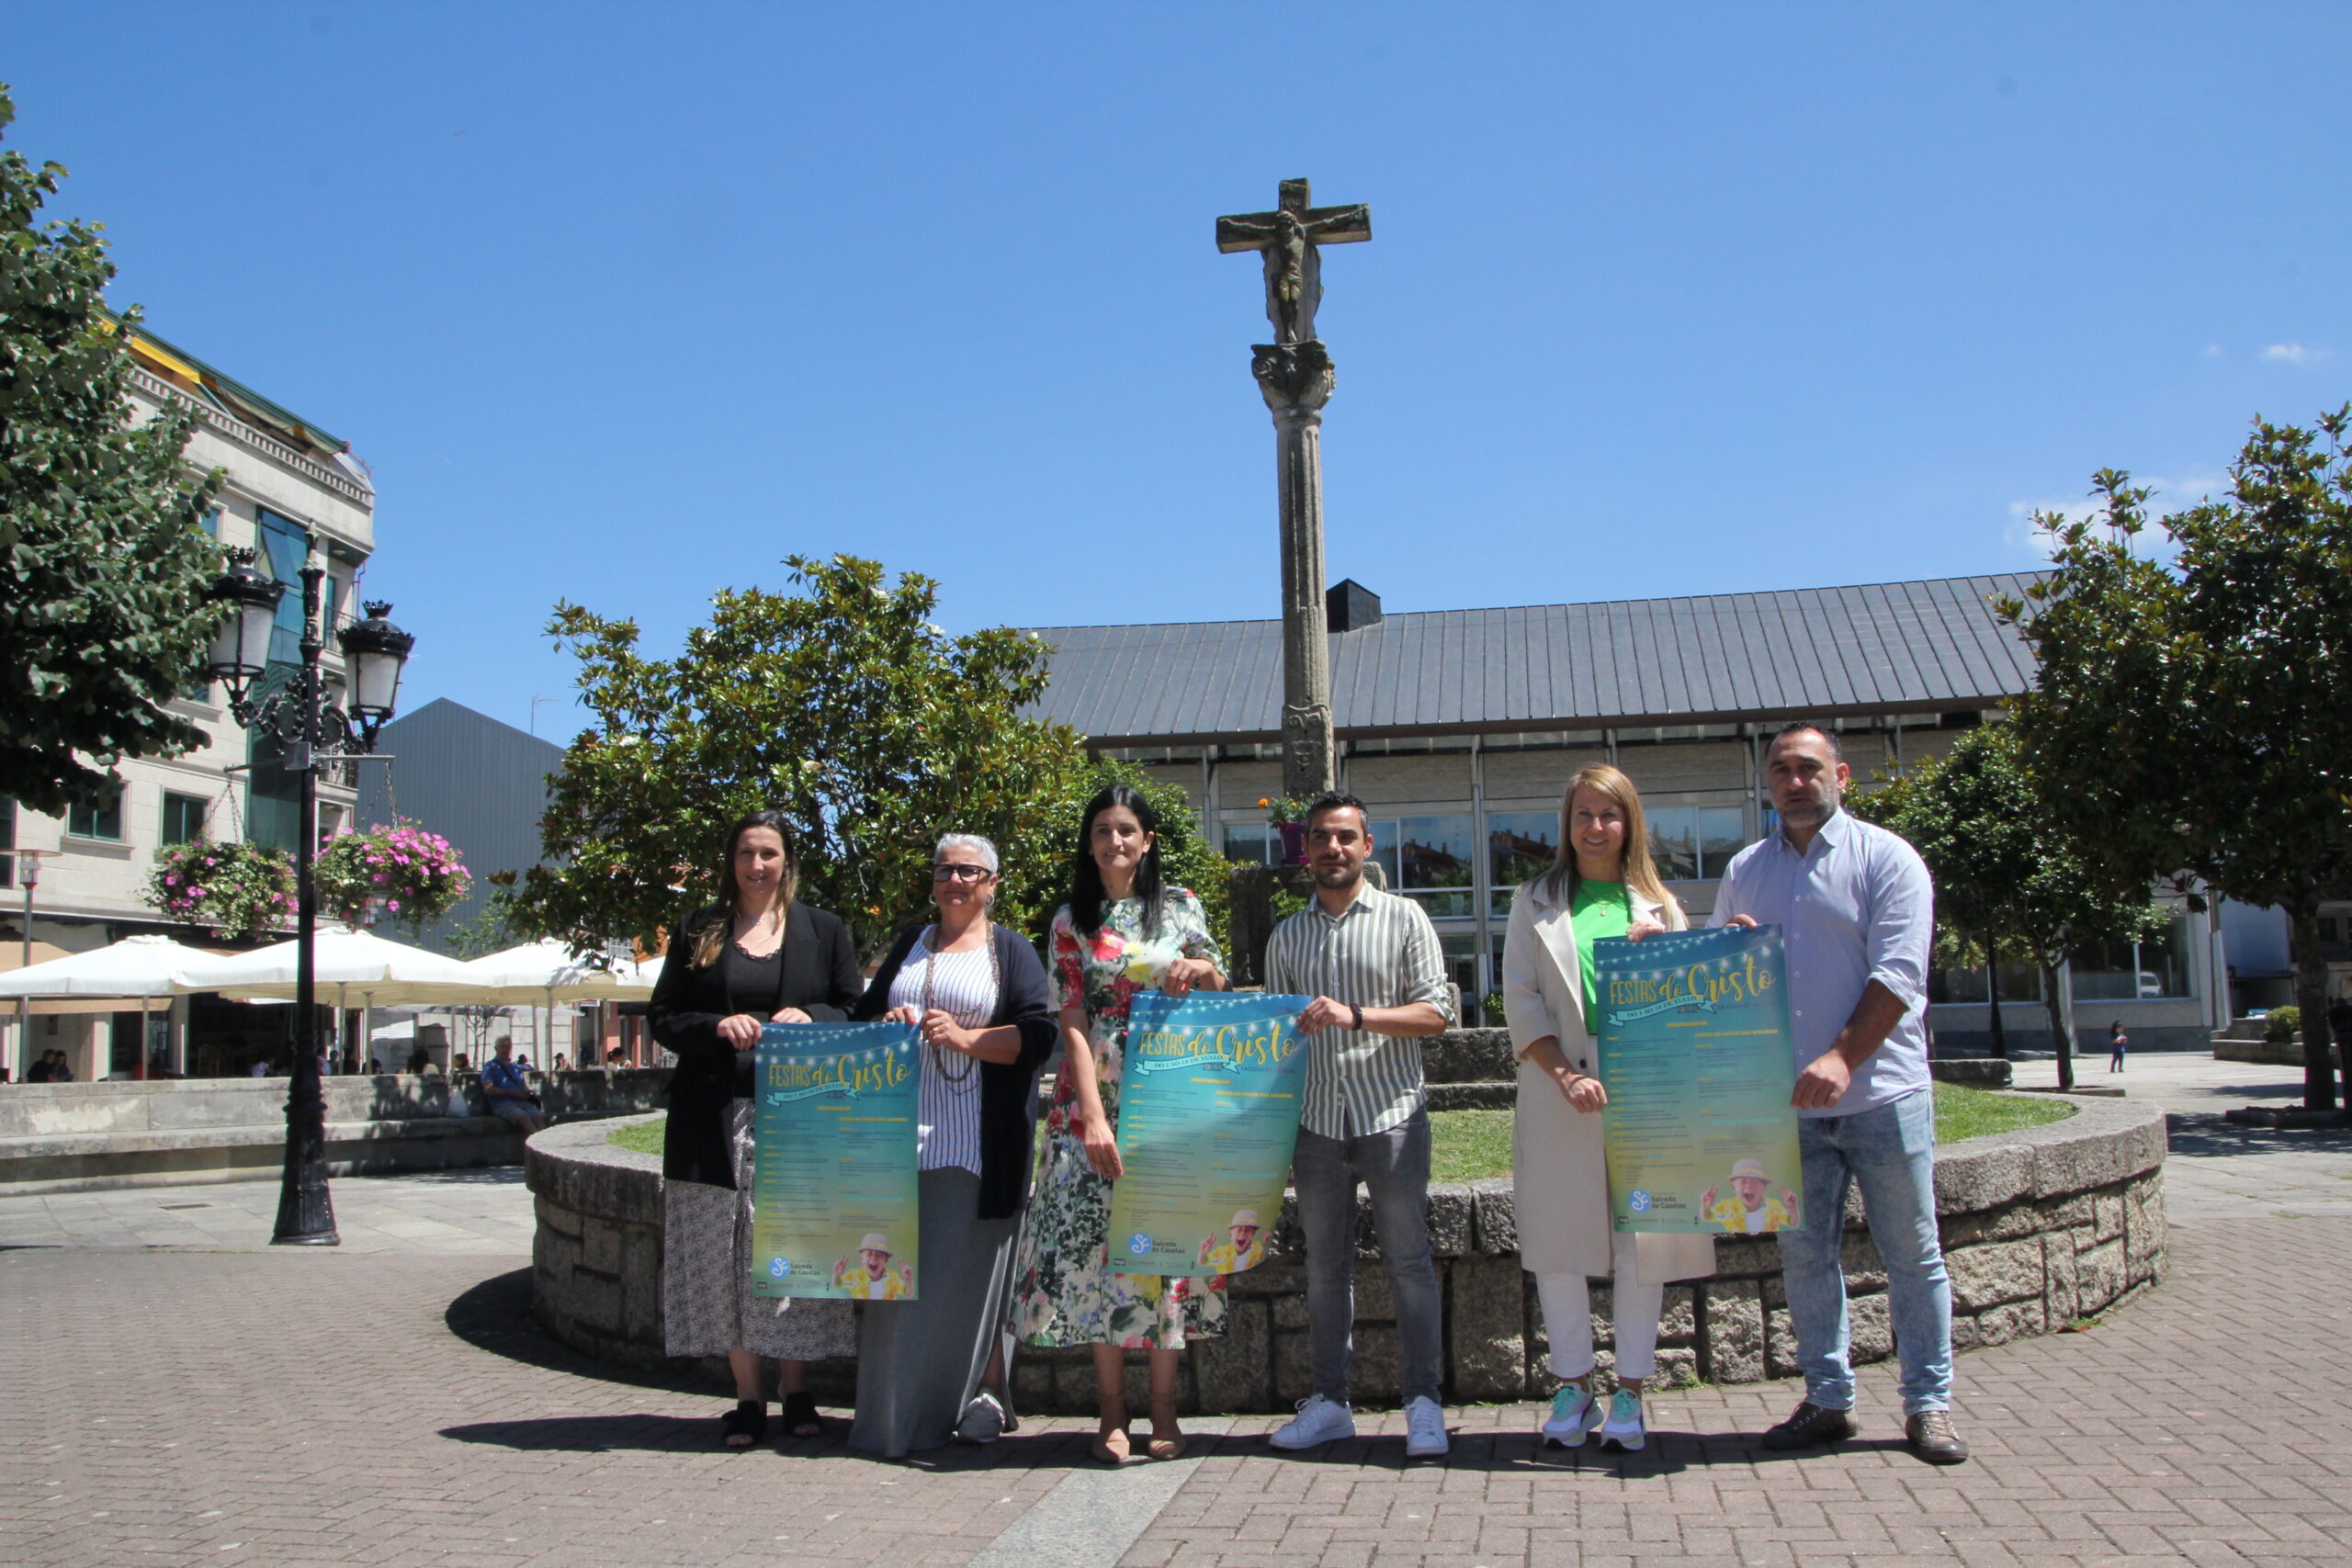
[1600, 1389, 1646, 1451]
[1404, 1395, 1450, 1458]
[1542, 1384, 1601, 1447]
[1267, 1394, 1355, 1450]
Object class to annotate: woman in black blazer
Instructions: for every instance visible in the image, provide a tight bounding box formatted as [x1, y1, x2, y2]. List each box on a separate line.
[845, 831, 1057, 1457]
[649, 809, 862, 1448]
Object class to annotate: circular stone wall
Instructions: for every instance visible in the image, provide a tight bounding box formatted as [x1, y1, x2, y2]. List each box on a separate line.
[526, 1096, 2166, 1413]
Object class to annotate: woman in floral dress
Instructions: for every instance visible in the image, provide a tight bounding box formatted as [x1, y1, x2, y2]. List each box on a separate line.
[1013, 784, 1229, 1463]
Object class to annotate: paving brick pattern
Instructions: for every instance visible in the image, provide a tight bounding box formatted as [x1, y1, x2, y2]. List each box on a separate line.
[3, 1213, 2346, 1567]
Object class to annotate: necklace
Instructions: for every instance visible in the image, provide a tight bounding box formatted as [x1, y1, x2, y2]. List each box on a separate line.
[921, 920, 998, 1084]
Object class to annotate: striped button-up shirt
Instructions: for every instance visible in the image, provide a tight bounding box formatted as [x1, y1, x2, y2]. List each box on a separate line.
[1265, 883, 1458, 1138]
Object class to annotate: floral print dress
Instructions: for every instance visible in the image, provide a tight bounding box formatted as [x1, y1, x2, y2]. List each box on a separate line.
[1012, 889, 1228, 1349]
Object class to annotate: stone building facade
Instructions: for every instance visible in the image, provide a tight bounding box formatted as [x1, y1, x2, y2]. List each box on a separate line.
[3, 327, 379, 1081]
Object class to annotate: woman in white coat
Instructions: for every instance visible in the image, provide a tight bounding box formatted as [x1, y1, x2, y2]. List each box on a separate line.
[1502, 763, 1715, 1452]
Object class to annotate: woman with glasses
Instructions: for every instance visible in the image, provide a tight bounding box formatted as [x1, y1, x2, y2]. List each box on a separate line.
[649, 809, 862, 1449]
[1501, 764, 1715, 1454]
[1012, 784, 1229, 1464]
[847, 833, 1058, 1458]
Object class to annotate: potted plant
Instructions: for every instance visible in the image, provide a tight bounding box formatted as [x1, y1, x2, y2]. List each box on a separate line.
[314, 821, 472, 937]
[146, 838, 297, 941]
[1260, 793, 1319, 864]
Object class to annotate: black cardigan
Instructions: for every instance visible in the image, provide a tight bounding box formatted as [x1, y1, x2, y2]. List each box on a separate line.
[852, 922, 1058, 1221]
[650, 901, 863, 1189]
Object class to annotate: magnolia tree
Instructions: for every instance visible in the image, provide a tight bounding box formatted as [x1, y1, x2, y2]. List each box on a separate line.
[1999, 409, 2352, 1113]
[503, 555, 1095, 960]
[1857, 724, 2162, 1089]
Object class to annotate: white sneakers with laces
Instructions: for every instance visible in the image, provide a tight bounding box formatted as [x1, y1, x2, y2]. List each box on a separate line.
[1267, 1393, 1355, 1450]
[1403, 1395, 1451, 1458]
[1599, 1389, 1646, 1451]
[1542, 1384, 1602, 1447]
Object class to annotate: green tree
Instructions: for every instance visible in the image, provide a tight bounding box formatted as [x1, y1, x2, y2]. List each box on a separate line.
[0, 85, 225, 815]
[1025, 755, 1238, 959]
[1857, 725, 2161, 1089]
[1999, 410, 2352, 1113]
[503, 554, 1092, 960]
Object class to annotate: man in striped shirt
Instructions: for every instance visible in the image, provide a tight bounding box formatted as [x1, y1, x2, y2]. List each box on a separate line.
[1263, 793, 1458, 1459]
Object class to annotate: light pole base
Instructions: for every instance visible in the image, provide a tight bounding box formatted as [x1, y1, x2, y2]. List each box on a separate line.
[270, 1230, 342, 1247]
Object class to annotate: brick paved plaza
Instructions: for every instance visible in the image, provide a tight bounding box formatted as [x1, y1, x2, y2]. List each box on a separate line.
[6, 1055, 2349, 1568]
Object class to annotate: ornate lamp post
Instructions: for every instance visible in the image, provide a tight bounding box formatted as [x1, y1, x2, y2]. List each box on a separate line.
[207, 546, 413, 1246]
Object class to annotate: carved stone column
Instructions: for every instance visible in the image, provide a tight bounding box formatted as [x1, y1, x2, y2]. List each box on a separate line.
[1254, 341, 1339, 799]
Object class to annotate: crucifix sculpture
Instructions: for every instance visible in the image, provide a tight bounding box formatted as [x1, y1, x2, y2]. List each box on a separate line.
[1216, 178, 1371, 799]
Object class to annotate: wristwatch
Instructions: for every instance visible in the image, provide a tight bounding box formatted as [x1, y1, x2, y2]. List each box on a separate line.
[1350, 1002, 1364, 1032]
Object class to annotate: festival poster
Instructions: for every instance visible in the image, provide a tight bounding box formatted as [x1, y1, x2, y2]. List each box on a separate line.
[749, 1020, 922, 1299]
[1104, 990, 1316, 1279]
[1593, 924, 1804, 1236]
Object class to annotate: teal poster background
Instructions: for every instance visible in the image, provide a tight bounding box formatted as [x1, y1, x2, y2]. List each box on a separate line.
[750, 1021, 922, 1299]
[1593, 925, 1804, 1235]
[1104, 991, 1314, 1279]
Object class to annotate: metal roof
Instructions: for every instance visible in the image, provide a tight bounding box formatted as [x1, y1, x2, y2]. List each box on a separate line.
[1028, 574, 2045, 744]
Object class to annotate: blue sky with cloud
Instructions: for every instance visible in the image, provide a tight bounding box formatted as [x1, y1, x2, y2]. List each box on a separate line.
[9, 4, 2349, 733]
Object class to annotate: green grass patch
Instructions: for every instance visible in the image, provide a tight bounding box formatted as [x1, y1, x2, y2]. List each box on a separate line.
[614, 1085, 2073, 1183]
[607, 1115, 666, 1156]
[1429, 1108, 1514, 1185]
[1932, 1082, 2075, 1144]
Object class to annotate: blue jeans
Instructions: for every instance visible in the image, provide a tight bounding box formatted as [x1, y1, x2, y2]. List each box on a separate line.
[1780, 1089, 1953, 1415]
[1292, 1110, 1444, 1406]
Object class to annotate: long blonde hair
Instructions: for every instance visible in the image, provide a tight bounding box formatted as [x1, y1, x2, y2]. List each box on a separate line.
[1537, 763, 1672, 909]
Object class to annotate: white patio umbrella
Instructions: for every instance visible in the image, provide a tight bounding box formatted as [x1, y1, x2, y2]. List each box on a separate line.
[457, 940, 657, 1063]
[0, 934, 216, 1077]
[176, 928, 485, 1069]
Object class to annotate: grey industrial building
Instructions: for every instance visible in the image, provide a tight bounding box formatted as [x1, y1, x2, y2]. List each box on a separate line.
[1028, 573, 2233, 1051]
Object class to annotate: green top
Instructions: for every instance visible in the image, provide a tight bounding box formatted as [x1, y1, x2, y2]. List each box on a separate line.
[1570, 877, 1633, 1018]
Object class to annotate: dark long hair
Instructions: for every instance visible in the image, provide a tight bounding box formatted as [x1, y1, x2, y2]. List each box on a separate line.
[687, 809, 798, 970]
[1069, 784, 1164, 941]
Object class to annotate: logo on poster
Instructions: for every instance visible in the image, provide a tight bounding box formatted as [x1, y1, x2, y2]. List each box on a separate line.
[1127, 1232, 1153, 1256]
[1628, 1190, 1653, 1213]
[769, 1257, 793, 1278]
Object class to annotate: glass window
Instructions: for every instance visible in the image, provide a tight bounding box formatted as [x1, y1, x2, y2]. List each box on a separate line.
[162, 792, 207, 846]
[68, 781, 124, 841]
[199, 506, 220, 537]
[1647, 806, 1698, 881]
[1700, 807, 1748, 876]
[255, 508, 310, 668]
[1487, 809, 1557, 918]
[2132, 918, 2190, 998]
[1221, 821, 1280, 866]
[2070, 938, 2140, 1002]
[1391, 814, 1475, 918]
[1365, 818, 1402, 890]
[1437, 931, 1482, 1021]
[1996, 963, 2043, 1003]
[2322, 918, 2340, 943]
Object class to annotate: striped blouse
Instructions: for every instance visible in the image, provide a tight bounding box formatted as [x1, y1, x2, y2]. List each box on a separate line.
[1264, 883, 1458, 1138]
[886, 931, 999, 1176]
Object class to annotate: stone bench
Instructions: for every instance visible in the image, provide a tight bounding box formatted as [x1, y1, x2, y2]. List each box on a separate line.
[526, 1094, 2166, 1413]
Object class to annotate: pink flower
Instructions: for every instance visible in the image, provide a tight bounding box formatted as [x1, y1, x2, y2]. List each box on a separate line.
[388, 899, 401, 912]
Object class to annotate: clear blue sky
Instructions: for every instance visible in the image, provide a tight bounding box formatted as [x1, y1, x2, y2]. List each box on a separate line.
[11, 4, 2348, 737]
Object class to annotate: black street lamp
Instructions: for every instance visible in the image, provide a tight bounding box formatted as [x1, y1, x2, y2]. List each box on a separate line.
[207, 546, 413, 1246]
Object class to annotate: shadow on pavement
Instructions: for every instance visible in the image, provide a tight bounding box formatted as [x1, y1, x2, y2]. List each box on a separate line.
[443, 1265, 685, 1391]
[2165, 1111, 2352, 1158]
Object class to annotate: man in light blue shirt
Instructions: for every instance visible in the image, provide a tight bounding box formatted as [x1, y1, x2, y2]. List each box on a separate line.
[1713, 722, 1965, 1465]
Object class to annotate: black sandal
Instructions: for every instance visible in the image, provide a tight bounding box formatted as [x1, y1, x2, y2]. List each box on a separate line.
[719, 1399, 767, 1449]
[780, 1391, 824, 1438]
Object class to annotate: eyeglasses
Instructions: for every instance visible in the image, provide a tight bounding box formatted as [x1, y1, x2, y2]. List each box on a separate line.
[932, 863, 994, 883]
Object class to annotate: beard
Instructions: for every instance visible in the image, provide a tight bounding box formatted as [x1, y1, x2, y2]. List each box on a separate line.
[1777, 789, 1836, 830]
[1312, 859, 1362, 889]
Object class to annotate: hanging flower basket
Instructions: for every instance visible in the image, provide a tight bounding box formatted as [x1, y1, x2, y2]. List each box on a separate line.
[314, 821, 471, 936]
[146, 839, 296, 942]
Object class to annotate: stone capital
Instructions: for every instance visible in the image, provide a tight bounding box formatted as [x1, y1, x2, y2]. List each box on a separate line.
[1282, 702, 1337, 798]
[1253, 341, 1336, 421]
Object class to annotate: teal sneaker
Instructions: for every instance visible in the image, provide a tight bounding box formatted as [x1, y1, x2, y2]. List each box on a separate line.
[1541, 1384, 1600, 1447]
[1600, 1389, 1646, 1451]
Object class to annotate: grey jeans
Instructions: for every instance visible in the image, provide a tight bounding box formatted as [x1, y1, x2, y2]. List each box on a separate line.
[1292, 1109, 1443, 1406]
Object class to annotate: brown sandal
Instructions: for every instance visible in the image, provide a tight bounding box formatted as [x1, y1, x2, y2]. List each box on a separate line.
[1146, 1401, 1186, 1460]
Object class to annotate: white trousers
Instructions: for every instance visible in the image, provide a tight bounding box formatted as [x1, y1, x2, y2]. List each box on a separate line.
[1535, 1230, 1665, 1382]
